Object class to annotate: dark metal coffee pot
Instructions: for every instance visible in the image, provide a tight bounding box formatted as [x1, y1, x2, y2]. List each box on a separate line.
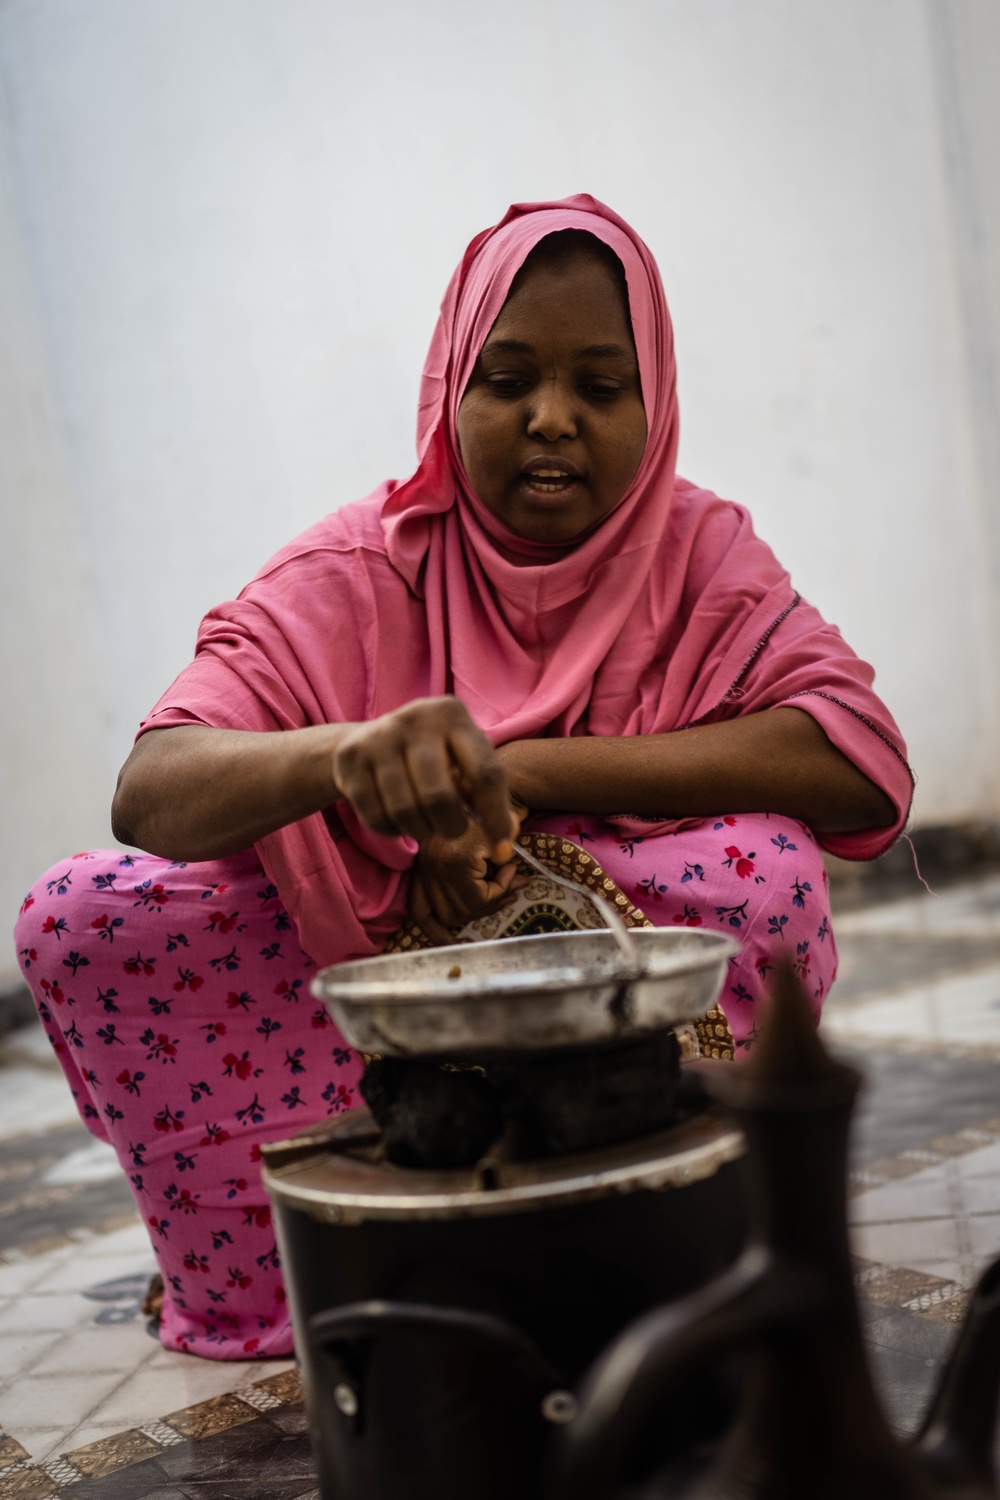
[548, 966, 1000, 1500]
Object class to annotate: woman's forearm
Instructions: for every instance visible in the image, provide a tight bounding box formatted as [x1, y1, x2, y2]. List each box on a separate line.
[112, 724, 348, 862]
[111, 698, 517, 865]
[498, 707, 896, 834]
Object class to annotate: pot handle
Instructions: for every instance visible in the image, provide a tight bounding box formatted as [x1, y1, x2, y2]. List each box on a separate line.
[308, 1298, 569, 1426]
[547, 1251, 820, 1500]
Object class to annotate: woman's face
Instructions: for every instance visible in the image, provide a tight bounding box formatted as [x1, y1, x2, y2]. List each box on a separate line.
[456, 252, 647, 545]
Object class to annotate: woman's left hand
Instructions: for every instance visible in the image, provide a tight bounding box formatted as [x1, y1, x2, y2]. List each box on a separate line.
[408, 799, 530, 946]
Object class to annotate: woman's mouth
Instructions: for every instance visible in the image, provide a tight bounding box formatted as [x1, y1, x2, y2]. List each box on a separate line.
[519, 463, 583, 503]
[526, 471, 574, 493]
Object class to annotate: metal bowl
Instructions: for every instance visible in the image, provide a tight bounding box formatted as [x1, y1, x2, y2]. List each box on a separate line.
[314, 927, 737, 1059]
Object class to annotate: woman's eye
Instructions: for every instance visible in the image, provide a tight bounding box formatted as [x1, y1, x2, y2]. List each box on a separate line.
[486, 376, 529, 394]
[583, 383, 621, 400]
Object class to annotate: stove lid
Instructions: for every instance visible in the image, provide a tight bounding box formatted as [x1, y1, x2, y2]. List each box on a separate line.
[262, 1105, 743, 1225]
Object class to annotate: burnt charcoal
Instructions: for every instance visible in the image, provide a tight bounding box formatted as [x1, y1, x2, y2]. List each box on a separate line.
[361, 1029, 683, 1169]
[361, 1056, 504, 1169]
[502, 1028, 682, 1156]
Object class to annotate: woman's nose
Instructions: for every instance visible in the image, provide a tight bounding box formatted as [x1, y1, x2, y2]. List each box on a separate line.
[525, 379, 578, 442]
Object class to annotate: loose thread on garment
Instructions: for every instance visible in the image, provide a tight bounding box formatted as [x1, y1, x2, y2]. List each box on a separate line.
[903, 832, 938, 897]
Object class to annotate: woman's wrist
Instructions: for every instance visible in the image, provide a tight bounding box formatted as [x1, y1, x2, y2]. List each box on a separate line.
[496, 739, 544, 811]
[496, 737, 600, 813]
[299, 722, 353, 806]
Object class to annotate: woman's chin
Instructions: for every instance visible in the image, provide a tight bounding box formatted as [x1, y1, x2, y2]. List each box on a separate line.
[508, 514, 589, 546]
[499, 484, 609, 545]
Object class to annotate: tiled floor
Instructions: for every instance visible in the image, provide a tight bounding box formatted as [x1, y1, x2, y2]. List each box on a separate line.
[0, 870, 999, 1497]
[0, 1024, 305, 1499]
[826, 873, 1000, 1441]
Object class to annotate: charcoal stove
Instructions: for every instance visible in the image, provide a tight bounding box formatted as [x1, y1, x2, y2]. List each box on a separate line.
[262, 925, 747, 1500]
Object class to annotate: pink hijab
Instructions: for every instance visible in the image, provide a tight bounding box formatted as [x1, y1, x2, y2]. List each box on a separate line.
[143, 195, 912, 964]
[380, 195, 680, 739]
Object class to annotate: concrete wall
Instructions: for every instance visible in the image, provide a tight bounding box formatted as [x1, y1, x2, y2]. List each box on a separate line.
[2, 0, 999, 980]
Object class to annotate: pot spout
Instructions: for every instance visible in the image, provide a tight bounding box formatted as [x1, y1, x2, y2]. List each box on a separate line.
[914, 1255, 1000, 1489]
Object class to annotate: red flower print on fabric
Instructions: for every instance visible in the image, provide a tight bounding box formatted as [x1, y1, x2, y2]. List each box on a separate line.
[723, 846, 757, 879]
[205, 910, 244, 935]
[173, 968, 205, 992]
[672, 904, 703, 927]
[134, 881, 173, 911]
[91, 913, 125, 942]
[124, 953, 157, 977]
[222, 1051, 261, 1081]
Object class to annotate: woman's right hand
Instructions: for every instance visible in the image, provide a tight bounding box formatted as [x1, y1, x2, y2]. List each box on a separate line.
[331, 696, 517, 862]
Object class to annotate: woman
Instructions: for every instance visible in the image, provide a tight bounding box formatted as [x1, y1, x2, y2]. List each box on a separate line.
[14, 195, 911, 1359]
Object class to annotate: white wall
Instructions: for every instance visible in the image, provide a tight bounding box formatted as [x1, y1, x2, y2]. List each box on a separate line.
[2, 0, 999, 981]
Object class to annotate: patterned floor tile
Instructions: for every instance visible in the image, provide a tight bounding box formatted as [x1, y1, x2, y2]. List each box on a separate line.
[0, 1433, 67, 1473]
[61, 1428, 162, 1480]
[252, 1371, 301, 1405]
[919, 1290, 973, 1324]
[856, 1264, 964, 1312]
[0, 1468, 61, 1499]
[162, 1395, 260, 1442]
[0, 1437, 28, 1468]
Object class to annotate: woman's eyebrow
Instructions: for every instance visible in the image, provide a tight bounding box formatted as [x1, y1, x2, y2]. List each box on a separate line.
[481, 338, 534, 357]
[578, 343, 634, 362]
[480, 338, 634, 361]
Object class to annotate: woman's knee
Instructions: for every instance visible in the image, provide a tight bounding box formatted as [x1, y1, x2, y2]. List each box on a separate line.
[737, 817, 835, 1012]
[14, 851, 114, 976]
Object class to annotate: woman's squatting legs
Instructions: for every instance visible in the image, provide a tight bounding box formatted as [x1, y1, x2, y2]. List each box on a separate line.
[14, 847, 363, 1359]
